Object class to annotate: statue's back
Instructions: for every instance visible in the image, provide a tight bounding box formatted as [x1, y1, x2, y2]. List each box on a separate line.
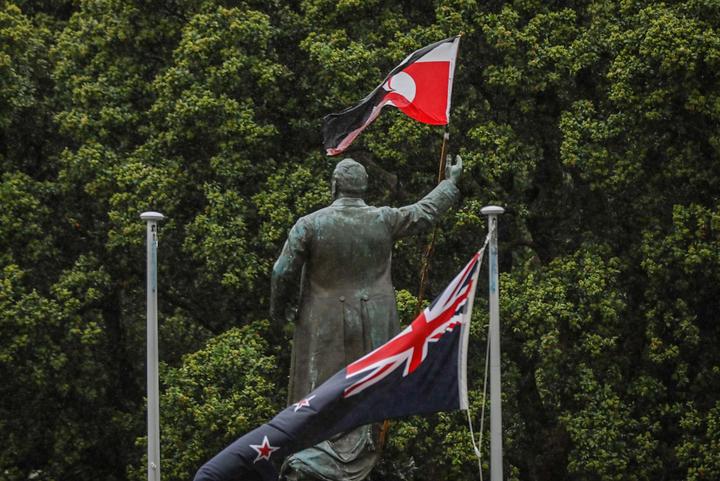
[291, 198, 400, 403]
[303, 199, 395, 300]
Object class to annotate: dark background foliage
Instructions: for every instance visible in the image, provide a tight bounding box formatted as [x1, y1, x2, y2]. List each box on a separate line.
[1, 1, 718, 480]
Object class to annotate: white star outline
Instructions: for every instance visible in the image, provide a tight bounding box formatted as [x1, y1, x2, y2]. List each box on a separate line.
[292, 395, 316, 412]
[249, 435, 279, 463]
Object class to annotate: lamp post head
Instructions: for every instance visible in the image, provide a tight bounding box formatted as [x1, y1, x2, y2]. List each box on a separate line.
[481, 205, 505, 216]
[140, 211, 165, 222]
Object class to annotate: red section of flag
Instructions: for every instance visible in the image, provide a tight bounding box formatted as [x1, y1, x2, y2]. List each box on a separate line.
[387, 61, 450, 125]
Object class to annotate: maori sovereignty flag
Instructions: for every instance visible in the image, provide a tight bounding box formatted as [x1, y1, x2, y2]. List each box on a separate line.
[194, 248, 485, 481]
[323, 36, 460, 156]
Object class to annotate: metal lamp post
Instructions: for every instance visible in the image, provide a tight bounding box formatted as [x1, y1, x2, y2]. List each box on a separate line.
[141, 211, 164, 481]
[481, 205, 504, 481]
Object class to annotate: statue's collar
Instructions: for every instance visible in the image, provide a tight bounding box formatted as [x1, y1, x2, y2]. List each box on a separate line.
[331, 197, 367, 207]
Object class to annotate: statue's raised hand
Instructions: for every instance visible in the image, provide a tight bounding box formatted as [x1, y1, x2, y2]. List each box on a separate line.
[445, 154, 462, 184]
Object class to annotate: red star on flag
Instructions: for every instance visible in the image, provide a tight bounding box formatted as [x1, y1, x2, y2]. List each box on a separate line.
[249, 435, 279, 463]
[292, 395, 316, 412]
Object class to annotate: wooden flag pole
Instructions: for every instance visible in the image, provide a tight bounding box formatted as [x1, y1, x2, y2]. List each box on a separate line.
[386, 32, 463, 447]
[417, 129, 450, 306]
[384, 127, 449, 448]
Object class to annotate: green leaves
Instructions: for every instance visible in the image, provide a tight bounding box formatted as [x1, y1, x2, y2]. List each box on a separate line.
[0, 256, 128, 481]
[0, 4, 43, 128]
[138, 321, 281, 481]
[2, 1, 720, 480]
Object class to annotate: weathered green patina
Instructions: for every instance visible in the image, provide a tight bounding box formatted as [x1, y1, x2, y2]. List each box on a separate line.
[271, 157, 461, 480]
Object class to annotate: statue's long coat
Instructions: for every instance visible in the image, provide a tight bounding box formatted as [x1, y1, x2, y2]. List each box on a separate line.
[271, 180, 459, 403]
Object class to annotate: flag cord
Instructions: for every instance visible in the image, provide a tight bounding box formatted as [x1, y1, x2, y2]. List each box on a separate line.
[466, 226, 494, 481]
[465, 324, 491, 481]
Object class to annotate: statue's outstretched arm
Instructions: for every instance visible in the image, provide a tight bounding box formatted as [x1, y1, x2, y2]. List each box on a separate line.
[386, 155, 462, 238]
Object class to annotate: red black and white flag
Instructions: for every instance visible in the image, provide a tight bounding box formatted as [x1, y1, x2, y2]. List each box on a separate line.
[194, 248, 484, 481]
[323, 36, 460, 156]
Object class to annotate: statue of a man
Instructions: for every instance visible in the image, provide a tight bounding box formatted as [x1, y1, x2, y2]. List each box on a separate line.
[270, 156, 462, 481]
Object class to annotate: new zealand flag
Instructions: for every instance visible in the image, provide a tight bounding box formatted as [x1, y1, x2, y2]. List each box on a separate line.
[194, 249, 484, 481]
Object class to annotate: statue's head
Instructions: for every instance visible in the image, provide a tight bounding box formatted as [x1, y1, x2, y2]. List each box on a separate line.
[332, 158, 368, 198]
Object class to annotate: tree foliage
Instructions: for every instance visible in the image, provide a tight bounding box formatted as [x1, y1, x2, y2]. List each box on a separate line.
[1, 1, 719, 480]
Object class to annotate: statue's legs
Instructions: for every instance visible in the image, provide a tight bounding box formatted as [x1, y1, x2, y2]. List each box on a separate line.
[280, 424, 380, 481]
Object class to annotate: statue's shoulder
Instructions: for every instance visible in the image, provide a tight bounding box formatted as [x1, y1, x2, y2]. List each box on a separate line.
[299, 205, 334, 222]
[291, 205, 333, 232]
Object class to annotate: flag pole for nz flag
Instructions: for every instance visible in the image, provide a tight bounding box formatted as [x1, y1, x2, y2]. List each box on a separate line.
[482, 205, 505, 481]
[141, 211, 164, 481]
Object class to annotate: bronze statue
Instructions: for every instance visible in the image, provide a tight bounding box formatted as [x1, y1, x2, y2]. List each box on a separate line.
[270, 156, 462, 481]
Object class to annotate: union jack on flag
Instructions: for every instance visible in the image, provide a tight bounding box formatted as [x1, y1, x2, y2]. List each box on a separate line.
[194, 249, 486, 481]
[344, 251, 482, 398]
